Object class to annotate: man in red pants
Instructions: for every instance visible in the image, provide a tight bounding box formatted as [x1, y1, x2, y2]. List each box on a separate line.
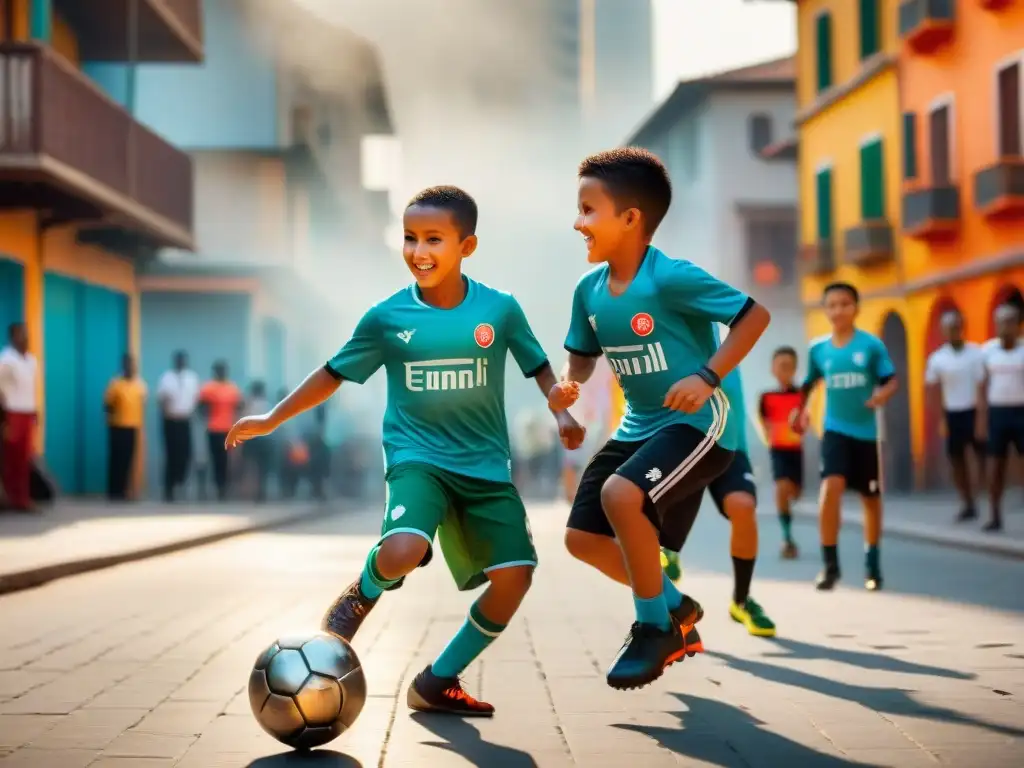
[0, 322, 38, 511]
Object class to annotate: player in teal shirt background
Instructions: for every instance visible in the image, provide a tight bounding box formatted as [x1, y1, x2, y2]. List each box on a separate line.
[661, 365, 777, 640]
[225, 186, 584, 717]
[793, 282, 897, 593]
[551, 148, 771, 691]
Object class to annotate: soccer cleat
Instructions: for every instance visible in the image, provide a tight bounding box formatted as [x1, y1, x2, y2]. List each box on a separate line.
[661, 548, 682, 582]
[780, 540, 799, 560]
[729, 597, 777, 637]
[320, 579, 379, 641]
[815, 567, 841, 591]
[683, 627, 704, 657]
[865, 570, 883, 592]
[407, 666, 494, 717]
[670, 594, 704, 632]
[606, 620, 687, 690]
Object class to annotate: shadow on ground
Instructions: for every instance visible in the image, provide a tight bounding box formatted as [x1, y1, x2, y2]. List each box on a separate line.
[246, 748, 363, 767]
[617, 693, 884, 768]
[411, 711, 540, 767]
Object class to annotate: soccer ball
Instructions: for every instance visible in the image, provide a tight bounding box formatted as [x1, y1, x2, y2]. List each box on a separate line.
[248, 631, 366, 749]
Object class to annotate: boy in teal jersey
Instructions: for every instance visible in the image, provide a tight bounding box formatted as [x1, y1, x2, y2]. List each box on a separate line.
[226, 186, 584, 717]
[792, 282, 898, 592]
[550, 148, 771, 690]
[661, 366, 777, 640]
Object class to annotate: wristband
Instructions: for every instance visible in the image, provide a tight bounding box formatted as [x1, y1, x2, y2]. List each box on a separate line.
[696, 366, 721, 389]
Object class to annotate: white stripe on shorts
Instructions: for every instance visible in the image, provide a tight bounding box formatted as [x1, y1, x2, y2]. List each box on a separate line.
[649, 389, 729, 504]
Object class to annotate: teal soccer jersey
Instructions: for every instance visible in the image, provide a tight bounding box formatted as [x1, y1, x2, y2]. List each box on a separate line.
[326, 277, 548, 483]
[721, 368, 749, 454]
[564, 246, 752, 449]
[805, 329, 895, 441]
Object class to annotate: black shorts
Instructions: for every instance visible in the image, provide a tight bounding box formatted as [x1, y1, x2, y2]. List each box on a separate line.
[988, 405, 1024, 458]
[821, 430, 880, 497]
[708, 451, 757, 518]
[769, 447, 803, 487]
[945, 408, 983, 459]
[567, 423, 734, 552]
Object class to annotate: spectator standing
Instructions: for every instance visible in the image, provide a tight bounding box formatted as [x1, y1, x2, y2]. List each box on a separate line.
[0, 322, 38, 511]
[156, 351, 200, 501]
[104, 353, 147, 501]
[198, 361, 242, 501]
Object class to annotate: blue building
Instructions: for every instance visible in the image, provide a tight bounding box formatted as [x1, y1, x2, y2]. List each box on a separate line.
[84, 0, 393, 496]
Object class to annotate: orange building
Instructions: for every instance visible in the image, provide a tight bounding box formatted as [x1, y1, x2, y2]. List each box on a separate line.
[898, 0, 1024, 486]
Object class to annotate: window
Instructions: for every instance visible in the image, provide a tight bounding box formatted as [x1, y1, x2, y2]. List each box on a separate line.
[670, 118, 700, 182]
[749, 114, 773, 154]
[746, 217, 797, 286]
[929, 101, 952, 185]
[997, 61, 1022, 157]
[816, 13, 833, 93]
[815, 166, 833, 241]
[859, 0, 880, 60]
[903, 112, 918, 180]
[860, 137, 885, 220]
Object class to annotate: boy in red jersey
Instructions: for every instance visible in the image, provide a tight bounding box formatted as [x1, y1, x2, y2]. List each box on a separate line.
[758, 346, 804, 558]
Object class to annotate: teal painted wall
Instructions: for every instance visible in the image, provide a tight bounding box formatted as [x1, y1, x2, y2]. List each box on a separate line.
[0, 258, 24, 332]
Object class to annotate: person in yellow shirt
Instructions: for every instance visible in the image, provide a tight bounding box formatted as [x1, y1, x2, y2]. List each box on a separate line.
[105, 354, 147, 501]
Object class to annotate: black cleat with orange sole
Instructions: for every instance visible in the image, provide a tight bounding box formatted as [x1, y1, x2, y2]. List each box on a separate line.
[606, 620, 688, 690]
[683, 627, 704, 657]
[407, 666, 495, 717]
[671, 594, 704, 631]
[320, 579, 379, 642]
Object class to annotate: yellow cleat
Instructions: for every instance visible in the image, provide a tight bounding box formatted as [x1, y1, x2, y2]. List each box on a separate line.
[729, 597, 776, 638]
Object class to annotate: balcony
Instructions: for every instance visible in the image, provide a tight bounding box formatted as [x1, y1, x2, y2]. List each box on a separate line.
[899, 0, 955, 53]
[973, 159, 1024, 220]
[902, 186, 961, 241]
[843, 220, 895, 267]
[53, 0, 203, 63]
[0, 43, 193, 250]
[799, 241, 834, 275]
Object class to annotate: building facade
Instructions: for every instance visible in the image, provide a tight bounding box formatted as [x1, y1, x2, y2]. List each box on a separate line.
[88, 0, 393, 495]
[793, 0, 1024, 489]
[0, 0, 201, 494]
[622, 57, 800, 477]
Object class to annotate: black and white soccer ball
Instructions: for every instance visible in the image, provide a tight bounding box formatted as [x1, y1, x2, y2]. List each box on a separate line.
[248, 631, 366, 749]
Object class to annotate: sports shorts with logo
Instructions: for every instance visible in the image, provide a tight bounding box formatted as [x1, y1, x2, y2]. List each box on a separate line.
[381, 462, 537, 589]
[820, 430, 880, 497]
[567, 423, 734, 551]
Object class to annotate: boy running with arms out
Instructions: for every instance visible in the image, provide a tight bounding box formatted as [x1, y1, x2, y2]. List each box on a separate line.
[791, 282, 898, 591]
[227, 186, 583, 716]
[551, 148, 771, 690]
[759, 346, 804, 558]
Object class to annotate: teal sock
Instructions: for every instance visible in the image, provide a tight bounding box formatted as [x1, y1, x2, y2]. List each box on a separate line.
[633, 592, 670, 630]
[865, 544, 880, 573]
[431, 601, 506, 679]
[779, 512, 793, 542]
[359, 545, 400, 599]
[662, 571, 683, 610]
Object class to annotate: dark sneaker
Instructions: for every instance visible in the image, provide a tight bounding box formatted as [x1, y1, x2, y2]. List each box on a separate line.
[683, 627, 704, 657]
[956, 507, 978, 523]
[815, 567, 840, 591]
[320, 579, 378, 641]
[983, 518, 1003, 532]
[780, 540, 799, 560]
[606, 621, 687, 690]
[407, 666, 494, 717]
[670, 594, 704, 631]
[865, 570, 883, 592]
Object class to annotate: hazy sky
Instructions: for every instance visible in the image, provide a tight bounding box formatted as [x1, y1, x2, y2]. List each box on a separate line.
[652, 0, 796, 97]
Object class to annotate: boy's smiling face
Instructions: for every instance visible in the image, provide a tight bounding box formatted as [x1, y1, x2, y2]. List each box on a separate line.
[403, 205, 476, 288]
[575, 176, 642, 264]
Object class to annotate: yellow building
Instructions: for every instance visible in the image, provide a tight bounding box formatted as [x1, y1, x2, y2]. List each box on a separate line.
[0, 0, 202, 494]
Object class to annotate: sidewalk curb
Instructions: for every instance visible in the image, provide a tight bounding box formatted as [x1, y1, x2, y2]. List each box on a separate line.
[776, 507, 1024, 561]
[0, 504, 336, 597]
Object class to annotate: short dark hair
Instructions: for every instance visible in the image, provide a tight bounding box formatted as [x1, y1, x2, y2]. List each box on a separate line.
[578, 147, 672, 236]
[773, 346, 798, 361]
[8, 322, 23, 339]
[406, 185, 478, 239]
[823, 281, 859, 304]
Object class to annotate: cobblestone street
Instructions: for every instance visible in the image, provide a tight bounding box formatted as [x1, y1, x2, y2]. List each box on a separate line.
[0, 502, 1021, 767]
